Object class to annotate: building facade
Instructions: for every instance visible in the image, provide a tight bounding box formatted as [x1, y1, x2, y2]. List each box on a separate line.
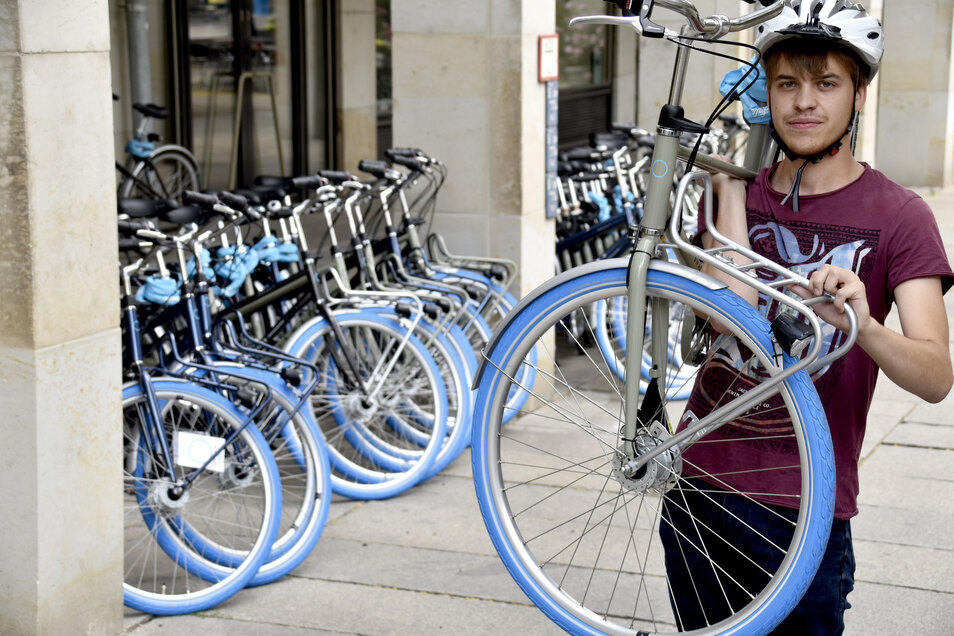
[3, 0, 954, 632]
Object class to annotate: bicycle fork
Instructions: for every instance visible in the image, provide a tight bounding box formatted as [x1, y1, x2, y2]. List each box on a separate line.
[621, 129, 680, 459]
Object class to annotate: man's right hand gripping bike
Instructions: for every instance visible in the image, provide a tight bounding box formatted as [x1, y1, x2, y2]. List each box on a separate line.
[470, 1, 858, 634]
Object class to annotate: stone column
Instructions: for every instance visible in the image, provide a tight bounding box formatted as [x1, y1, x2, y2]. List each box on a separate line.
[390, 0, 556, 298]
[337, 0, 377, 172]
[0, 1, 123, 633]
[876, 0, 954, 187]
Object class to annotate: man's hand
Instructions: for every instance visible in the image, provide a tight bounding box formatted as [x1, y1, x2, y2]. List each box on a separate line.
[790, 264, 871, 335]
[793, 269, 952, 403]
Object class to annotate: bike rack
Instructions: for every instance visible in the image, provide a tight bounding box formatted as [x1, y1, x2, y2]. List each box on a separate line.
[202, 70, 285, 190]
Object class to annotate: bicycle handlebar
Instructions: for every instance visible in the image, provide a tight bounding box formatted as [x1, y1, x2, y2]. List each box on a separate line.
[571, 0, 784, 39]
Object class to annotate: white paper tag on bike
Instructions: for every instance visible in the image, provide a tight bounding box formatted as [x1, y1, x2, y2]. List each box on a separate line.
[174, 431, 226, 473]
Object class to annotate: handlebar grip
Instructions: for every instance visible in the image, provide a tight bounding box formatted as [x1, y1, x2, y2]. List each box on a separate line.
[357, 159, 389, 179]
[318, 170, 354, 184]
[390, 154, 424, 172]
[218, 190, 249, 211]
[182, 190, 218, 209]
[289, 175, 327, 189]
[218, 191, 262, 222]
[385, 147, 422, 158]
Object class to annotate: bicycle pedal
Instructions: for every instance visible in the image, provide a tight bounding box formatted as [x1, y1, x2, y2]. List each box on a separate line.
[771, 313, 814, 358]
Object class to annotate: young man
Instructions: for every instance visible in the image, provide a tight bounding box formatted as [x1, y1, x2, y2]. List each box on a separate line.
[660, 1, 953, 633]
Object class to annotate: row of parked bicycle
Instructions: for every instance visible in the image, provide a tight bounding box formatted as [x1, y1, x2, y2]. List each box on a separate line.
[552, 114, 750, 273]
[118, 148, 538, 615]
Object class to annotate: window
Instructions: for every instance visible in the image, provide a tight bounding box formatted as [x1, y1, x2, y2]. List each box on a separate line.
[556, 0, 615, 147]
[557, 0, 612, 90]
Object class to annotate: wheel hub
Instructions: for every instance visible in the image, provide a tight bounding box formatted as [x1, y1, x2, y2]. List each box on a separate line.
[344, 393, 379, 422]
[148, 480, 190, 513]
[611, 421, 682, 493]
[218, 461, 256, 489]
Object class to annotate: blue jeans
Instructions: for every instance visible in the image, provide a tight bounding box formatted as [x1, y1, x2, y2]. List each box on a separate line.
[659, 482, 855, 634]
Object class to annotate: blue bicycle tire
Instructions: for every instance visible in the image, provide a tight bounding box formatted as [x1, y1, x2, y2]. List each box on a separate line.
[431, 269, 537, 424]
[366, 308, 476, 479]
[190, 364, 333, 587]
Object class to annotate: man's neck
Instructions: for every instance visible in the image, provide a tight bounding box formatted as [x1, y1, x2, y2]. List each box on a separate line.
[769, 146, 865, 197]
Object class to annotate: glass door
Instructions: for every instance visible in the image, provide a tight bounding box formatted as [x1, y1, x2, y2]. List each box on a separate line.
[187, 0, 325, 189]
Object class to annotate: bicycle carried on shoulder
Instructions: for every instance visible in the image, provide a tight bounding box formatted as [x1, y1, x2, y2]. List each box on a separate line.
[470, 1, 858, 634]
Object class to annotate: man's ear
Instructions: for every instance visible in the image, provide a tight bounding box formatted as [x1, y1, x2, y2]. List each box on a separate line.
[855, 81, 868, 113]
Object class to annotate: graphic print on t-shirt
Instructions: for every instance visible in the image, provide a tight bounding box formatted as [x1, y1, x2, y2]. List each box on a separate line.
[687, 212, 880, 436]
[750, 217, 879, 376]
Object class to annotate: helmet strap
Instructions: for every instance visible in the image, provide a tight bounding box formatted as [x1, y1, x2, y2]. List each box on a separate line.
[779, 158, 816, 212]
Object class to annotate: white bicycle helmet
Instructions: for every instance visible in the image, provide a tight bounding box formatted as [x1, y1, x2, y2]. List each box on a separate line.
[754, 0, 884, 80]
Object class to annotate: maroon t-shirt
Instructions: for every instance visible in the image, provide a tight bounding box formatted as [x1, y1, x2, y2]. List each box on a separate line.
[684, 164, 953, 519]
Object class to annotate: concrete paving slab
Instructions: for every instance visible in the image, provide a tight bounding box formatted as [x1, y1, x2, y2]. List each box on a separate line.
[854, 539, 954, 594]
[906, 399, 954, 427]
[857, 447, 954, 515]
[318, 470, 499, 557]
[197, 576, 563, 636]
[884, 421, 954, 449]
[293, 536, 530, 605]
[127, 614, 346, 636]
[853, 502, 954, 551]
[859, 444, 954, 483]
[844, 581, 954, 636]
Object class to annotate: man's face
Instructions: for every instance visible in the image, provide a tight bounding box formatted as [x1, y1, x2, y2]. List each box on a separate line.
[768, 53, 866, 157]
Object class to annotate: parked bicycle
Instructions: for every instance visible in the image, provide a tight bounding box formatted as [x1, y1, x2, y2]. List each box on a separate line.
[116, 97, 201, 203]
[118, 146, 527, 614]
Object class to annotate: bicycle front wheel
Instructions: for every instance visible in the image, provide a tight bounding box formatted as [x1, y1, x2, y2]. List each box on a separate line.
[122, 379, 281, 615]
[284, 310, 449, 499]
[198, 363, 333, 587]
[471, 259, 835, 635]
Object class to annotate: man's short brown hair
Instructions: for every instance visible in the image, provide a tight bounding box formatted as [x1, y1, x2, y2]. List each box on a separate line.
[763, 38, 869, 88]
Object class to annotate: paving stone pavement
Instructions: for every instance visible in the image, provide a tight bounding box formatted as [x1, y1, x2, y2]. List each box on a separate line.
[123, 187, 954, 636]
